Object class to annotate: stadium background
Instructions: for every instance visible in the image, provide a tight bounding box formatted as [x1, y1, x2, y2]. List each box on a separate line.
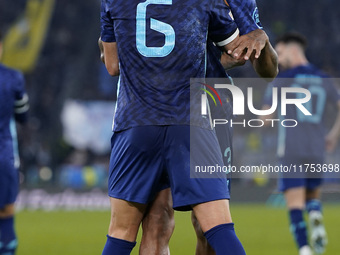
[0, 0, 339, 254]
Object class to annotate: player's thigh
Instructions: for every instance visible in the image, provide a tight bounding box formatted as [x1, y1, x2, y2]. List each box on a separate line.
[306, 179, 322, 200]
[142, 188, 174, 235]
[144, 188, 173, 222]
[164, 125, 229, 211]
[108, 126, 166, 204]
[284, 187, 306, 209]
[108, 197, 147, 242]
[278, 158, 307, 192]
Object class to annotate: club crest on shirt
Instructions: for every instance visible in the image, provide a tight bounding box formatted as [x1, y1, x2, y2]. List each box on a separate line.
[252, 7, 263, 29]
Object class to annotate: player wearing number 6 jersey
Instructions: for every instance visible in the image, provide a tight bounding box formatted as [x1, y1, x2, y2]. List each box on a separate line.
[100, 0, 277, 254]
[262, 32, 340, 255]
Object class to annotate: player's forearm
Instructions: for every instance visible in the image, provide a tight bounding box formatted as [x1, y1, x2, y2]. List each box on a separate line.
[251, 41, 278, 80]
[102, 41, 120, 76]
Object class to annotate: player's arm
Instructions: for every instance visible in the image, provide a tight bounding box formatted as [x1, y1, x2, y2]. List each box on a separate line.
[13, 72, 29, 124]
[208, 0, 270, 67]
[249, 32, 278, 80]
[100, 38, 119, 77]
[220, 51, 246, 70]
[100, 0, 119, 76]
[225, 0, 278, 79]
[325, 101, 340, 152]
[226, 29, 278, 78]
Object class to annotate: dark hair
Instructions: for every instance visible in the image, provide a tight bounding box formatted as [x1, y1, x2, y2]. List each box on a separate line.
[276, 32, 308, 50]
[0, 30, 2, 41]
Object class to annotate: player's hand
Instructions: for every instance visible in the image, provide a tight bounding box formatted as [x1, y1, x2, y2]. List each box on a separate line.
[227, 29, 269, 61]
[325, 132, 339, 153]
[220, 52, 246, 70]
[98, 37, 105, 64]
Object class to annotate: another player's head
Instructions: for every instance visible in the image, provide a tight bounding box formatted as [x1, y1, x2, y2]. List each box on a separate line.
[275, 32, 308, 70]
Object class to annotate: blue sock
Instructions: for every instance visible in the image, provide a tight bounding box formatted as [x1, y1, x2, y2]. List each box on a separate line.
[289, 209, 308, 249]
[0, 217, 18, 255]
[102, 235, 136, 255]
[306, 199, 322, 213]
[204, 223, 246, 255]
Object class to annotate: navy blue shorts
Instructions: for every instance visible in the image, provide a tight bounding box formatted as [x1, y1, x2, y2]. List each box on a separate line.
[108, 125, 229, 211]
[0, 159, 19, 209]
[278, 157, 323, 192]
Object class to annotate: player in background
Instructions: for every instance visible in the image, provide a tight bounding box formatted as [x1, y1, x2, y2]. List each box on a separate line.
[100, 0, 278, 254]
[0, 29, 29, 255]
[262, 32, 340, 255]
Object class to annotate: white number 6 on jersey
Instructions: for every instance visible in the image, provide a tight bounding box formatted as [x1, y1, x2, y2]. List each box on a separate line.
[136, 0, 175, 57]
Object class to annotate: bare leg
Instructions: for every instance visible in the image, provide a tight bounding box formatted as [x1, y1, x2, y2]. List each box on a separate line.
[306, 188, 321, 201]
[0, 204, 15, 218]
[140, 188, 174, 255]
[108, 197, 147, 242]
[284, 187, 305, 210]
[192, 200, 245, 255]
[193, 199, 232, 233]
[191, 211, 215, 255]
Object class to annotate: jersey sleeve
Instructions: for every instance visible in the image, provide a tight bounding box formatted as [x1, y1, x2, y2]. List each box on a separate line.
[208, 0, 239, 47]
[100, 0, 116, 42]
[13, 71, 29, 123]
[226, 0, 263, 35]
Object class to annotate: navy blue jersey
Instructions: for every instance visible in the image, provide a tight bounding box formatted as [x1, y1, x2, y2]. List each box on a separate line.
[227, 0, 263, 35]
[206, 0, 262, 78]
[101, 0, 239, 131]
[0, 64, 28, 174]
[205, 0, 263, 114]
[264, 64, 340, 159]
[205, 0, 262, 169]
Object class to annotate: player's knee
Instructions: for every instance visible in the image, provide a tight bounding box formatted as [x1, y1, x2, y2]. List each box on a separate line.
[0, 204, 15, 219]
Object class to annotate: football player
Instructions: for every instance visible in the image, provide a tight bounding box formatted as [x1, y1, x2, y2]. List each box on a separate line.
[262, 32, 340, 255]
[0, 30, 29, 255]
